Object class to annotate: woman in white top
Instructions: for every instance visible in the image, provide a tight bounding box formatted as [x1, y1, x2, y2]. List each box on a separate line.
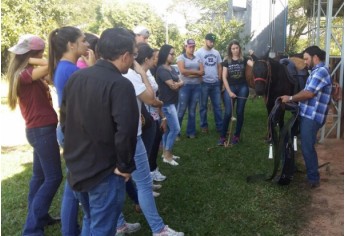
[117, 43, 184, 236]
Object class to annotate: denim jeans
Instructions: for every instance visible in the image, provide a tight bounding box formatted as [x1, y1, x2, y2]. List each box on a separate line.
[162, 104, 180, 151]
[118, 136, 165, 233]
[75, 173, 126, 236]
[300, 116, 322, 184]
[177, 84, 201, 136]
[23, 125, 62, 236]
[221, 83, 249, 138]
[200, 81, 223, 131]
[61, 181, 80, 236]
[57, 124, 80, 236]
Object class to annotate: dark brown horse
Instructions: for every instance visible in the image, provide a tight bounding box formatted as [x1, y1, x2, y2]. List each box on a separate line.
[251, 57, 296, 117]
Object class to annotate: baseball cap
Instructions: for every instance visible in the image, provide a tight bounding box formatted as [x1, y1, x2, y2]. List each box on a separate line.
[184, 39, 196, 46]
[133, 26, 150, 38]
[205, 33, 216, 42]
[8, 34, 45, 55]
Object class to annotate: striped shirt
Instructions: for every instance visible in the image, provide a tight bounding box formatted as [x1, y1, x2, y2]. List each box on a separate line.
[299, 62, 332, 125]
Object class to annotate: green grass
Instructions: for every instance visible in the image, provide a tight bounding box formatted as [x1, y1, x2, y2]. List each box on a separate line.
[1, 98, 312, 235]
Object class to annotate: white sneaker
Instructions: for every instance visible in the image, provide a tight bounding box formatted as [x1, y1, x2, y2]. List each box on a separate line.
[153, 191, 160, 197]
[163, 158, 179, 166]
[151, 168, 167, 182]
[161, 154, 180, 160]
[116, 222, 141, 235]
[153, 225, 184, 236]
[152, 184, 162, 190]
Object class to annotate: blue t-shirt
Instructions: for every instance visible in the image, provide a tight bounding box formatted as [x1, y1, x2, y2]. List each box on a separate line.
[54, 61, 79, 107]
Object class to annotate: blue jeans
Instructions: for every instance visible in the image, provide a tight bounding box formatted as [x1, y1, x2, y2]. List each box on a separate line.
[200, 81, 223, 131]
[75, 173, 126, 236]
[162, 104, 180, 151]
[61, 181, 80, 236]
[300, 116, 322, 184]
[178, 84, 201, 136]
[23, 125, 62, 236]
[57, 124, 80, 236]
[221, 83, 249, 138]
[118, 136, 165, 233]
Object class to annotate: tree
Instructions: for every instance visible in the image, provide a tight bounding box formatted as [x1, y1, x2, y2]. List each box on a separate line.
[169, 0, 251, 57]
[1, 0, 101, 73]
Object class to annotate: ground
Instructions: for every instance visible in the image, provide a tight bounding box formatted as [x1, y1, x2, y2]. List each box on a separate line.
[1, 98, 343, 235]
[298, 137, 344, 236]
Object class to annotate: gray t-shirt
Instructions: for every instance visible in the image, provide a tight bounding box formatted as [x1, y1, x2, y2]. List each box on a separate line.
[156, 65, 180, 105]
[176, 53, 202, 85]
[195, 47, 222, 83]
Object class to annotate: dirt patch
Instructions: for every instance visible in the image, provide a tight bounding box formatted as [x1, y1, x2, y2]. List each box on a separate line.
[299, 138, 344, 236]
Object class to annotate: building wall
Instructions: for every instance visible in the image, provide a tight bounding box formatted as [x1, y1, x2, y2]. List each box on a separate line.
[233, 0, 288, 57]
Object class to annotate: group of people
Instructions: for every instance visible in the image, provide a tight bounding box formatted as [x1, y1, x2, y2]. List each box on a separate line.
[6, 22, 331, 235]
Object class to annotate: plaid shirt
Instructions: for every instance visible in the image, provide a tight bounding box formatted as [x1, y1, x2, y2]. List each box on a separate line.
[299, 62, 332, 125]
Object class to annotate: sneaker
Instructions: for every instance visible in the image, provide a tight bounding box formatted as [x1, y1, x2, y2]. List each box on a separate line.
[217, 137, 226, 146]
[231, 135, 240, 144]
[152, 184, 162, 190]
[153, 191, 160, 197]
[116, 222, 141, 235]
[151, 168, 166, 182]
[153, 225, 184, 236]
[175, 136, 181, 141]
[161, 154, 180, 160]
[187, 135, 196, 139]
[163, 158, 179, 166]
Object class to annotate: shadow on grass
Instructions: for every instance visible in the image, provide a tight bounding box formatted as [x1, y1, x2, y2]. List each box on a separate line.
[1, 144, 64, 236]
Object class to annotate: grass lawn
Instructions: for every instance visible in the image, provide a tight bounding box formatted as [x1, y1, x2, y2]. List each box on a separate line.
[1, 97, 312, 235]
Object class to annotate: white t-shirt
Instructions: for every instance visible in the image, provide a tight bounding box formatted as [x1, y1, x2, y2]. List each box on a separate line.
[123, 68, 147, 136]
[146, 70, 160, 120]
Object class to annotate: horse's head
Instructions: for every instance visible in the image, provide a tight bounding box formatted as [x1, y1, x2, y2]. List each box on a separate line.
[252, 60, 270, 96]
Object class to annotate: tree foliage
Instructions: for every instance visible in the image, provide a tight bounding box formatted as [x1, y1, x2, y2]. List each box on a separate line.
[1, 0, 101, 72]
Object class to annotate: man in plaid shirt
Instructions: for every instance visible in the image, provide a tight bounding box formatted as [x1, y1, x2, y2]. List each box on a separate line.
[281, 45, 332, 188]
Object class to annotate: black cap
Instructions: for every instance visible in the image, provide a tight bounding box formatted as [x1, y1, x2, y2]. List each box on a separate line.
[205, 33, 216, 42]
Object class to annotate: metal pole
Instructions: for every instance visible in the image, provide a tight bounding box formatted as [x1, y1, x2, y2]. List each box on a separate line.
[165, 14, 169, 44]
[320, 0, 333, 142]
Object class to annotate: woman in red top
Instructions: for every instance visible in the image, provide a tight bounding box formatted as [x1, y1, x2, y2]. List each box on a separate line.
[6, 34, 62, 236]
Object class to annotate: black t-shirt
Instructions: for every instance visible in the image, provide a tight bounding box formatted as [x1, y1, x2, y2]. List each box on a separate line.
[222, 58, 248, 85]
[156, 65, 180, 104]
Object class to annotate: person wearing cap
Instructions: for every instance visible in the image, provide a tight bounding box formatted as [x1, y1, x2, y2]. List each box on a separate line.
[133, 27, 168, 184]
[133, 25, 150, 43]
[6, 34, 63, 235]
[176, 39, 204, 138]
[195, 33, 223, 134]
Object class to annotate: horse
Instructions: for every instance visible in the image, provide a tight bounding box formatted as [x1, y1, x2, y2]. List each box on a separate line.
[250, 56, 308, 118]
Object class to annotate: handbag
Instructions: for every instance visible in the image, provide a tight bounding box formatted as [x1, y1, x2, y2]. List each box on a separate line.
[141, 103, 153, 130]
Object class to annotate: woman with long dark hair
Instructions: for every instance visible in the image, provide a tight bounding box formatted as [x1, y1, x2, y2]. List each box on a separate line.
[156, 44, 184, 165]
[218, 39, 254, 146]
[118, 42, 184, 236]
[48, 26, 94, 236]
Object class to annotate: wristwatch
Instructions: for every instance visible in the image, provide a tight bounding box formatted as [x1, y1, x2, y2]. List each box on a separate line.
[289, 96, 293, 102]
